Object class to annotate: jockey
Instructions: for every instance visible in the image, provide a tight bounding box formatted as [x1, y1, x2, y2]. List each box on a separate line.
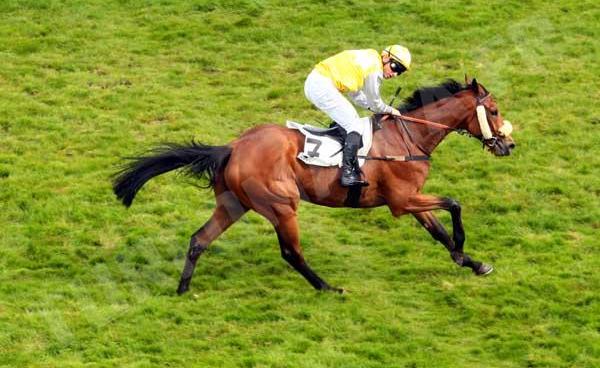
[304, 45, 411, 187]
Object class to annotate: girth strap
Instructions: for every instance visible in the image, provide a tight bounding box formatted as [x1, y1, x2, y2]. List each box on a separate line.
[359, 155, 429, 162]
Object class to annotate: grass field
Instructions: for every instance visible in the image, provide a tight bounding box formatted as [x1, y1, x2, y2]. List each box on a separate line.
[1, 0, 599, 367]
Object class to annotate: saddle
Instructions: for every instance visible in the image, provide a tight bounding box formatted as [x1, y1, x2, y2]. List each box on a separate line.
[302, 124, 345, 145]
[286, 117, 375, 168]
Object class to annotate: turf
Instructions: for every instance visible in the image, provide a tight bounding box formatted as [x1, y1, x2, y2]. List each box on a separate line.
[0, 0, 598, 367]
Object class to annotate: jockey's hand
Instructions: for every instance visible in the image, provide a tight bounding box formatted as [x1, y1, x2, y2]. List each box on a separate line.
[390, 108, 402, 117]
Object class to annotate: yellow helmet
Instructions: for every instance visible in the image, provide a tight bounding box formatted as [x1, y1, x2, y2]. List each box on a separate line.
[383, 44, 412, 70]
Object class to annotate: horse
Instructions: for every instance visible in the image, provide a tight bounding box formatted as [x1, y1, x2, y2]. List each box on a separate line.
[113, 78, 516, 294]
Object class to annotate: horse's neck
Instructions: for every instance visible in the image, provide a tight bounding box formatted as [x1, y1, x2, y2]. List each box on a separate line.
[401, 94, 473, 154]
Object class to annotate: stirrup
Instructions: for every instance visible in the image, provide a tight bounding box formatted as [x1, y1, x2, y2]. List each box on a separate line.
[340, 171, 369, 187]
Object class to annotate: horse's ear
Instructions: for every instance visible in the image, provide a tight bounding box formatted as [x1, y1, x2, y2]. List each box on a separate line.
[470, 78, 479, 94]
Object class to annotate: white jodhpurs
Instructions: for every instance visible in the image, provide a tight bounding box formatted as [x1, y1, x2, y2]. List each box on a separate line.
[304, 69, 365, 135]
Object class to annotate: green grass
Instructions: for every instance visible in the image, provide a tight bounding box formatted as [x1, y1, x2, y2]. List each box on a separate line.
[1, 0, 599, 367]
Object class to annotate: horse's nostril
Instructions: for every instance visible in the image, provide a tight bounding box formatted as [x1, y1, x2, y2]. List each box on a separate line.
[508, 143, 516, 150]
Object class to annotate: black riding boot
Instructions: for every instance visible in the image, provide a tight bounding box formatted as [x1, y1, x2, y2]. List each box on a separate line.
[340, 131, 368, 187]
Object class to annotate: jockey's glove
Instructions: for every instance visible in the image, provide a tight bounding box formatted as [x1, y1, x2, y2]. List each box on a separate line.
[390, 108, 402, 117]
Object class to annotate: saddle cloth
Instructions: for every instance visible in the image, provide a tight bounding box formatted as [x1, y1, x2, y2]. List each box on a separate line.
[286, 117, 373, 167]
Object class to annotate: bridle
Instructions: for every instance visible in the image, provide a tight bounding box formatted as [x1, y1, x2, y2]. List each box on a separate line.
[475, 93, 500, 149]
[393, 92, 512, 150]
[364, 92, 513, 162]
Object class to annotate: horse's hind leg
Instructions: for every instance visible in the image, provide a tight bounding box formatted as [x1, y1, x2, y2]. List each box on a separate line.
[176, 192, 247, 294]
[229, 170, 339, 292]
[273, 213, 342, 293]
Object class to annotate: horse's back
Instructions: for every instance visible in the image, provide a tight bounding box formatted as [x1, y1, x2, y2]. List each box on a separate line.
[223, 124, 305, 215]
[222, 123, 407, 210]
[230, 124, 303, 166]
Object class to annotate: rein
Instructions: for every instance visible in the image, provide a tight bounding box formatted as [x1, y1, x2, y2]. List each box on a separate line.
[394, 115, 458, 132]
[361, 92, 510, 162]
[394, 93, 496, 146]
[362, 98, 487, 162]
[392, 93, 493, 136]
[362, 114, 466, 162]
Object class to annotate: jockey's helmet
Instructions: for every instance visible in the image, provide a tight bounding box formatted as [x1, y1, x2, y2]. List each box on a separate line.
[383, 45, 411, 70]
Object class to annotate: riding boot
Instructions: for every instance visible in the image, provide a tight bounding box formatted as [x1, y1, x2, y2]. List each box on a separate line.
[340, 131, 369, 187]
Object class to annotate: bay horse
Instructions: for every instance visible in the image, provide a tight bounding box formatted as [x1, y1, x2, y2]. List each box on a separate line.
[113, 78, 515, 294]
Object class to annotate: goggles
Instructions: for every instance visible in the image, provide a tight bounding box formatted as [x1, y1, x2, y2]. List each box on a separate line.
[389, 60, 407, 75]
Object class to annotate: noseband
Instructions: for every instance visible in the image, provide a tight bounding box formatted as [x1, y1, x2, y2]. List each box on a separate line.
[476, 93, 513, 148]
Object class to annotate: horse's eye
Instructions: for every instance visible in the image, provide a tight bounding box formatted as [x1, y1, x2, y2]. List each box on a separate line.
[490, 110, 498, 116]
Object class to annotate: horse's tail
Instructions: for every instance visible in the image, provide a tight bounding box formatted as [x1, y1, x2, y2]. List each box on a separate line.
[112, 141, 232, 207]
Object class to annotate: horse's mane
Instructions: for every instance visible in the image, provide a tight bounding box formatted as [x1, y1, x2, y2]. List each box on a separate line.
[398, 79, 467, 113]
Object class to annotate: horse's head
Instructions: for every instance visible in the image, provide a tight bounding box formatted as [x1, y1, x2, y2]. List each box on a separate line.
[461, 78, 516, 156]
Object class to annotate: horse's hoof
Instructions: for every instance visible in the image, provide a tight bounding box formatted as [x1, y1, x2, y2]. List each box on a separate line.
[322, 285, 345, 294]
[474, 264, 494, 276]
[176, 280, 190, 295]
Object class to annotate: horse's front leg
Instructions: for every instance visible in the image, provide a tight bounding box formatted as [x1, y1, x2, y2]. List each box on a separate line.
[401, 195, 493, 275]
